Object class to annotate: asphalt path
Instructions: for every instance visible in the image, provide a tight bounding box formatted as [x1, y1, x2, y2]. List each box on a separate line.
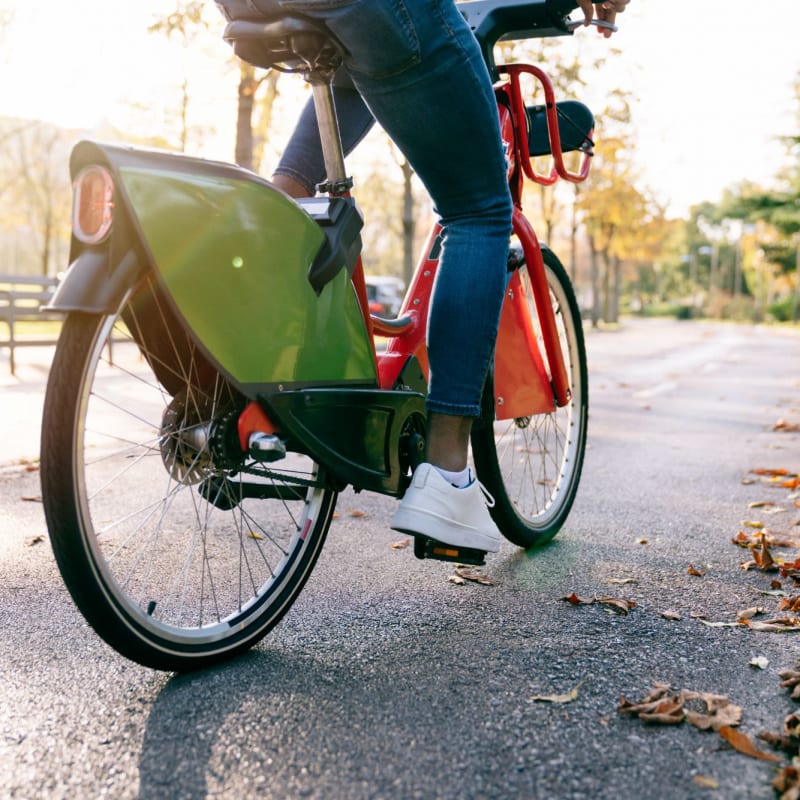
[1, 318, 799, 800]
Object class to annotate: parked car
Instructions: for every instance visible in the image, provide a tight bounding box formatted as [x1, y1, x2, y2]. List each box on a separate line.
[365, 276, 405, 318]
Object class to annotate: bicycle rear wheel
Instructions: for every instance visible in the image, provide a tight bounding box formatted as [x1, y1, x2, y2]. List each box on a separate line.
[472, 247, 588, 548]
[41, 275, 336, 671]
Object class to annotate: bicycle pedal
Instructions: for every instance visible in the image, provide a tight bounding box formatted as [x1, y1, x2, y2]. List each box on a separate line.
[248, 432, 286, 462]
[413, 535, 486, 566]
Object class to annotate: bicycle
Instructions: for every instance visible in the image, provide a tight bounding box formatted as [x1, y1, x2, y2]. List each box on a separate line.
[40, 0, 605, 671]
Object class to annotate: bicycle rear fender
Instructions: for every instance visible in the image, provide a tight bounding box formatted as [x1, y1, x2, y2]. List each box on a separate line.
[55, 140, 377, 395]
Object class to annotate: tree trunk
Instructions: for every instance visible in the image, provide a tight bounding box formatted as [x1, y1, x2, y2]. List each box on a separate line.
[235, 64, 257, 170]
[401, 157, 415, 287]
[588, 234, 600, 329]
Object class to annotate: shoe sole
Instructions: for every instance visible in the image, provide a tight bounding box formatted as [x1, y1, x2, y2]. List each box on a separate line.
[391, 506, 501, 553]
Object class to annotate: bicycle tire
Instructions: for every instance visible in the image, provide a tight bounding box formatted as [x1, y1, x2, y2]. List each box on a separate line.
[41, 279, 336, 671]
[472, 247, 588, 548]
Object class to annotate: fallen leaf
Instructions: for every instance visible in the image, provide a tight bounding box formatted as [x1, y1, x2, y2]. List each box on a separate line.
[779, 665, 800, 700]
[347, 509, 367, 518]
[683, 691, 742, 731]
[750, 656, 770, 670]
[608, 578, 639, 585]
[773, 419, 800, 433]
[687, 564, 707, 577]
[453, 567, 493, 585]
[390, 538, 411, 550]
[749, 500, 775, 509]
[661, 610, 682, 621]
[772, 764, 800, 798]
[736, 606, 764, 621]
[746, 617, 800, 633]
[636, 538, 649, 545]
[561, 592, 595, 606]
[530, 683, 582, 704]
[21, 495, 42, 503]
[24, 535, 44, 547]
[692, 775, 719, 790]
[246, 531, 265, 540]
[447, 575, 466, 585]
[697, 619, 742, 628]
[751, 468, 791, 477]
[779, 597, 800, 613]
[742, 520, 765, 529]
[718, 725, 782, 762]
[596, 596, 636, 615]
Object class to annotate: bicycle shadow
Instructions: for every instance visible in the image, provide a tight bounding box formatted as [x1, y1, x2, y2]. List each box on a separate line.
[136, 540, 578, 800]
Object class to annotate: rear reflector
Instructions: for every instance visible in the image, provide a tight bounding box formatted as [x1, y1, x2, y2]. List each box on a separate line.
[72, 165, 114, 244]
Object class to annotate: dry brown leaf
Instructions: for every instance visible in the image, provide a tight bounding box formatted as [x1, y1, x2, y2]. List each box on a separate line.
[779, 597, 800, 613]
[561, 593, 635, 614]
[636, 538, 649, 545]
[758, 731, 800, 757]
[697, 619, 742, 628]
[746, 617, 800, 633]
[749, 500, 776, 509]
[530, 683, 581, 704]
[561, 592, 595, 606]
[661, 610, 682, 621]
[347, 509, 367, 518]
[772, 763, 800, 799]
[774, 419, 800, 433]
[596, 596, 636, 614]
[687, 564, 707, 577]
[447, 575, 466, 586]
[718, 725, 782, 762]
[390, 538, 411, 550]
[24, 535, 45, 547]
[751, 468, 791, 477]
[736, 606, 764, 621]
[453, 567, 493, 586]
[750, 656, 770, 670]
[692, 775, 719, 790]
[608, 578, 639, 585]
[742, 520, 765, 529]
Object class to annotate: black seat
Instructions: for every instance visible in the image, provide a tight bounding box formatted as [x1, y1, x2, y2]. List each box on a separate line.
[215, 0, 345, 72]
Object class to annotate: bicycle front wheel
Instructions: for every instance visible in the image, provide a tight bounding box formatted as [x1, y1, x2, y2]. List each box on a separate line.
[41, 277, 336, 671]
[472, 247, 588, 548]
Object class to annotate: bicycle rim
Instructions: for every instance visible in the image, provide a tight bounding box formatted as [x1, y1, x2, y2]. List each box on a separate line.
[41, 282, 336, 671]
[472, 247, 588, 547]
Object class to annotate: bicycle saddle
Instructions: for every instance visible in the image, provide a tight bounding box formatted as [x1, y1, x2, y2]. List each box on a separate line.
[216, 0, 346, 73]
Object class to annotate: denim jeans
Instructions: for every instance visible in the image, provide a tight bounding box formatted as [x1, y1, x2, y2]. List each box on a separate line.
[275, 0, 513, 417]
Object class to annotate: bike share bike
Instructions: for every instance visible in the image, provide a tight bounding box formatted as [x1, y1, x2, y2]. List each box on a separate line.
[40, 0, 605, 671]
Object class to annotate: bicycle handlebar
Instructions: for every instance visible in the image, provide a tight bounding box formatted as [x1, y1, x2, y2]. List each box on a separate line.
[460, 0, 612, 76]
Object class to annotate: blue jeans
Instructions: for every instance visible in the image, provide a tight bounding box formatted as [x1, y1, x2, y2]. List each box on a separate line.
[276, 0, 513, 417]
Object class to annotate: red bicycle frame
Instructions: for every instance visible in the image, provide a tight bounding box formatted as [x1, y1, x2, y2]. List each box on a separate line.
[371, 62, 592, 416]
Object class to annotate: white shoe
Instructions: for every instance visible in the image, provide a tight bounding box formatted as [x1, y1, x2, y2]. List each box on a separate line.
[391, 463, 502, 552]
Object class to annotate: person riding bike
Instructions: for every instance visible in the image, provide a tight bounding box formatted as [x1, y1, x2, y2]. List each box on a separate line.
[270, 0, 629, 555]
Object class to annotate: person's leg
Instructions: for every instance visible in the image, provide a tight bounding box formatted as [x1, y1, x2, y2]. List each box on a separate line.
[272, 72, 375, 195]
[278, 0, 512, 549]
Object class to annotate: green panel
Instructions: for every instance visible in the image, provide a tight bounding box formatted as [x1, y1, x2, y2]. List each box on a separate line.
[119, 167, 377, 386]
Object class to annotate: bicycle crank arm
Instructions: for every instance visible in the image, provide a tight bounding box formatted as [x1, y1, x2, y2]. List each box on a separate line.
[199, 475, 310, 510]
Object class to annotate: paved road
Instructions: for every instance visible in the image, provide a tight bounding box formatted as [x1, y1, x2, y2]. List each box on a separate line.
[1, 319, 799, 799]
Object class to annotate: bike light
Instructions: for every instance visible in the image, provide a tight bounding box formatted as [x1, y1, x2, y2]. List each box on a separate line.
[72, 165, 114, 244]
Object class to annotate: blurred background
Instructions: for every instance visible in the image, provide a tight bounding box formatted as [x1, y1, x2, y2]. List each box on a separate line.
[1, 0, 798, 326]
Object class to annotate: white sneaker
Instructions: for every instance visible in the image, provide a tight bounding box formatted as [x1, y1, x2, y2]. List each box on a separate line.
[390, 463, 502, 552]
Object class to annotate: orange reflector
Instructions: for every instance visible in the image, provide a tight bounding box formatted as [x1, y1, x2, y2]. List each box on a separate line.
[432, 546, 459, 558]
[72, 165, 114, 244]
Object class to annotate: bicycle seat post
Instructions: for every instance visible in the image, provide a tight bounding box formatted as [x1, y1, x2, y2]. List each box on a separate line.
[309, 74, 352, 196]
